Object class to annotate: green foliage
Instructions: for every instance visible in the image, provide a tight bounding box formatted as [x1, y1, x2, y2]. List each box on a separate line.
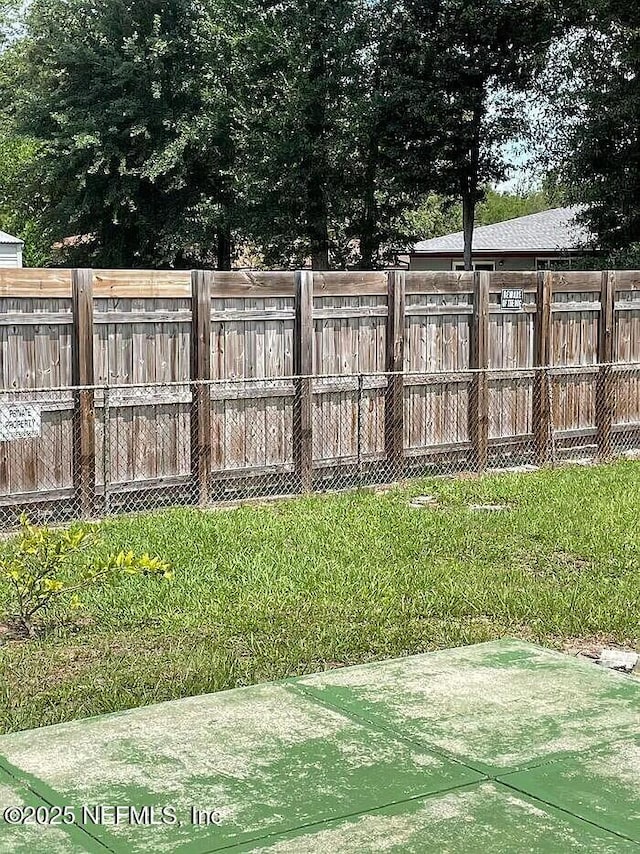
[0, 2, 54, 265]
[0, 515, 172, 636]
[8, 0, 639, 268]
[3, 0, 256, 268]
[405, 187, 556, 240]
[0, 132, 53, 266]
[390, 0, 562, 265]
[541, 4, 640, 254]
[476, 188, 553, 227]
[548, 245, 640, 272]
[1, 0, 568, 270]
[0, 0, 21, 50]
[236, 0, 367, 268]
[404, 194, 462, 240]
[238, 0, 419, 269]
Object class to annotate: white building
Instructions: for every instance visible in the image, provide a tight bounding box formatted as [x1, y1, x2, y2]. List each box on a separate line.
[0, 230, 24, 268]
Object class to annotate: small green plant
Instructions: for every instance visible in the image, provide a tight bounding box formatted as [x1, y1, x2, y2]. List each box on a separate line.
[0, 515, 173, 637]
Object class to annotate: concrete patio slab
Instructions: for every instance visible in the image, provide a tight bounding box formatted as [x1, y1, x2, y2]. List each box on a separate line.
[500, 735, 640, 843]
[228, 782, 636, 853]
[0, 682, 481, 853]
[0, 639, 638, 852]
[0, 764, 99, 853]
[297, 638, 640, 775]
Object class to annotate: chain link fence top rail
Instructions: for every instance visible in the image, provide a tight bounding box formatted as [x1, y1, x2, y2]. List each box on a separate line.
[1, 362, 639, 526]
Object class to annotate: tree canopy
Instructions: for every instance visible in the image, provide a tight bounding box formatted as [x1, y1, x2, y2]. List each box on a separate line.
[541, 2, 640, 256]
[1, 0, 637, 269]
[2, 0, 258, 267]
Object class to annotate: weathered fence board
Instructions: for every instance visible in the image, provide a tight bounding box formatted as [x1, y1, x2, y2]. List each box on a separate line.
[0, 267, 639, 518]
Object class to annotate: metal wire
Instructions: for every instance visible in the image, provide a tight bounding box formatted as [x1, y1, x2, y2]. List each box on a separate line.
[0, 362, 639, 526]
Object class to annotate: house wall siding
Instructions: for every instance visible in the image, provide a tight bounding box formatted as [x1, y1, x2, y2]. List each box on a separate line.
[409, 254, 541, 272]
[0, 245, 23, 268]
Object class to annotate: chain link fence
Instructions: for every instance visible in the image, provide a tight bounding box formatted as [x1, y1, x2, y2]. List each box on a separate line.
[1, 362, 639, 526]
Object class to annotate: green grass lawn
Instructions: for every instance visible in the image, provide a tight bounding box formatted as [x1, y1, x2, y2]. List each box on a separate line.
[1, 461, 639, 734]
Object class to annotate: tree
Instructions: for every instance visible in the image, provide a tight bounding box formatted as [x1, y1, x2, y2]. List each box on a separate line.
[404, 194, 462, 240]
[541, 2, 640, 254]
[242, 0, 433, 271]
[476, 187, 554, 225]
[395, 0, 562, 269]
[342, 0, 429, 269]
[0, 133, 53, 266]
[7, 0, 424, 271]
[0, 3, 53, 265]
[6, 0, 255, 268]
[1, 0, 570, 270]
[0, 0, 20, 49]
[241, 0, 371, 269]
[404, 185, 557, 246]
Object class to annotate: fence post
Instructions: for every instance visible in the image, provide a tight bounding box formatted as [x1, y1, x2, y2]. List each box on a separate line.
[597, 270, 616, 460]
[103, 384, 111, 517]
[191, 270, 212, 505]
[469, 271, 489, 472]
[357, 372, 364, 486]
[533, 270, 553, 465]
[294, 270, 314, 492]
[71, 268, 96, 516]
[385, 270, 406, 479]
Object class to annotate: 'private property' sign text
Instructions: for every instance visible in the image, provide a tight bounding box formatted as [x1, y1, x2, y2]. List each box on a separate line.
[0, 403, 42, 441]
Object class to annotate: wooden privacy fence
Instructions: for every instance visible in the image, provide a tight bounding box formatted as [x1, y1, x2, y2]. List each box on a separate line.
[0, 268, 639, 518]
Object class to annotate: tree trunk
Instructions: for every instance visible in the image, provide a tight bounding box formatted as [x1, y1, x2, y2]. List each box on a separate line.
[461, 102, 483, 272]
[462, 189, 475, 271]
[217, 223, 232, 271]
[100, 217, 139, 268]
[359, 57, 383, 271]
[359, 173, 378, 269]
[308, 170, 330, 270]
[359, 123, 381, 270]
[311, 245, 330, 271]
[306, 1, 330, 271]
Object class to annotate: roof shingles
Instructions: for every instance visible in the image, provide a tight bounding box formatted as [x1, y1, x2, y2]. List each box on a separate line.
[0, 230, 23, 245]
[413, 207, 591, 255]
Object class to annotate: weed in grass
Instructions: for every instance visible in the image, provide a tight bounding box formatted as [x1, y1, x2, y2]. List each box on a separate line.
[0, 516, 172, 638]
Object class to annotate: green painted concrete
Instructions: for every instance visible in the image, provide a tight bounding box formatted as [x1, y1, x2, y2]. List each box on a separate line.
[0, 639, 638, 852]
[500, 736, 640, 843]
[229, 783, 636, 853]
[297, 639, 640, 776]
[0, 764, 94, 852]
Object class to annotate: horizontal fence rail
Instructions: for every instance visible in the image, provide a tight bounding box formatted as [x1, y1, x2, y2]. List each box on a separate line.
[0, 363, 639, 523]
[0, 268, 639, 522]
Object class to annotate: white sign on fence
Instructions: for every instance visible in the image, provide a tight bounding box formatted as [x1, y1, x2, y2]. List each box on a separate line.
[501, 288, 524, 311]
[0, 403, 42, 441]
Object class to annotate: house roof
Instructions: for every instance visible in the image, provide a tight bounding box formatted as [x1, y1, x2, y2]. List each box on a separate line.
[413, 206, 592, 255]
[0, 229, 23, 246]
